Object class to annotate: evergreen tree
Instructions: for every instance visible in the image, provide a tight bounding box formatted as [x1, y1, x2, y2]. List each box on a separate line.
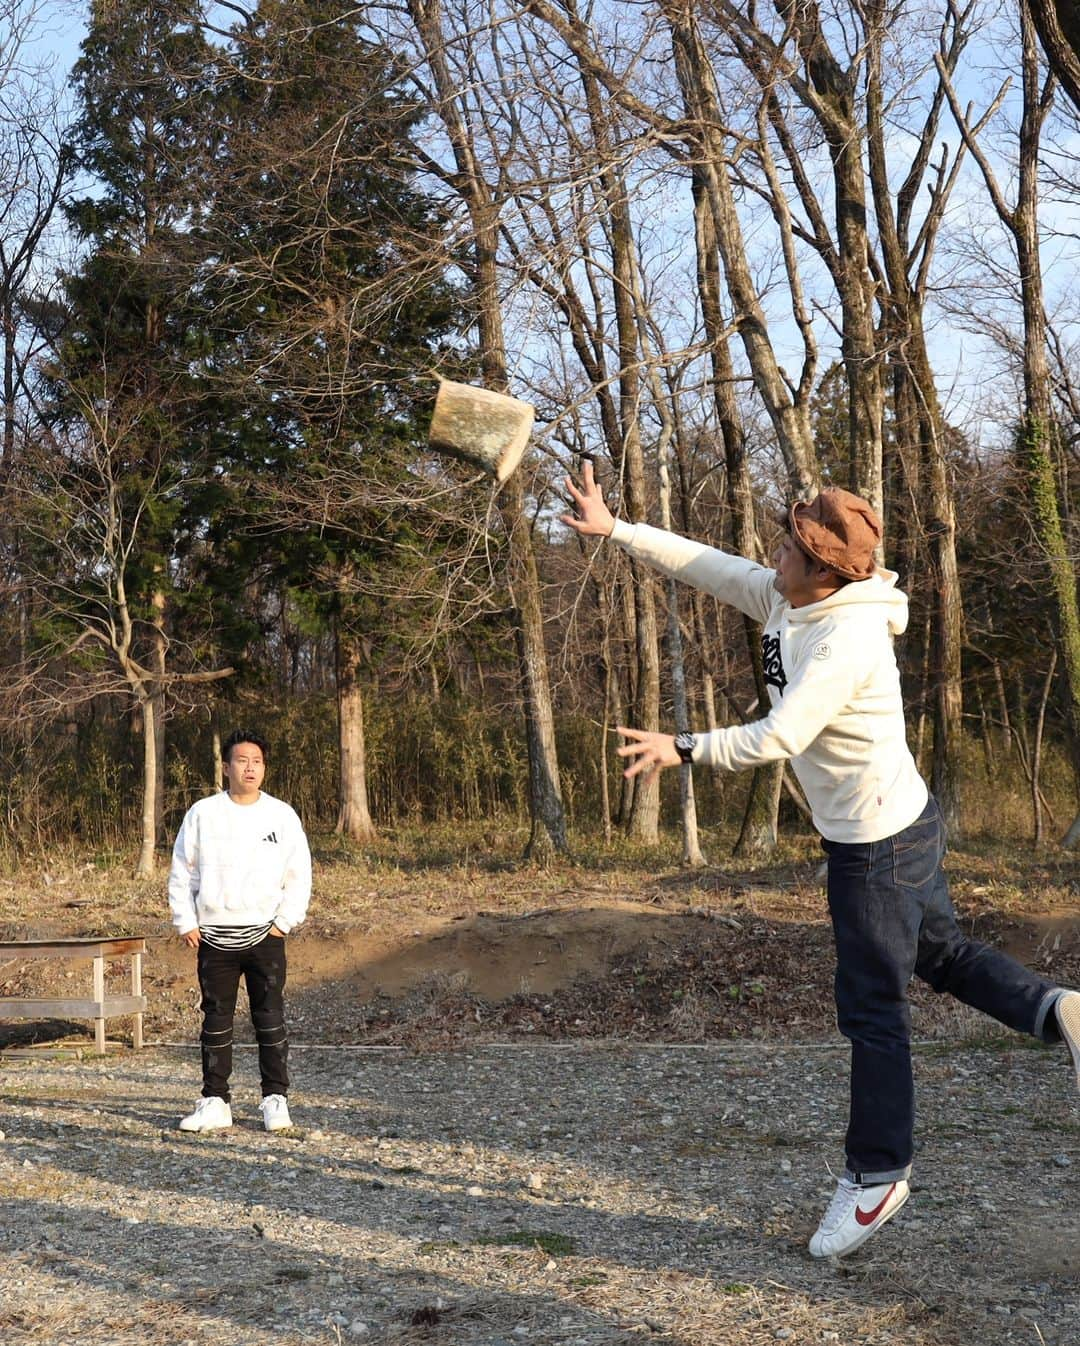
[198, 0, 461, 839]
[33, 0, 226, 873]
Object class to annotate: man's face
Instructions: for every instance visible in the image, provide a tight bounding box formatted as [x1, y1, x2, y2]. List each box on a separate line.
[224, 742, 266, 800]
[772, 532, 820, 606]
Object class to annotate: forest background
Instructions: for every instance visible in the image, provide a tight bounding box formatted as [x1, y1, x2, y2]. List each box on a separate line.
[1, 0, 1079, 878]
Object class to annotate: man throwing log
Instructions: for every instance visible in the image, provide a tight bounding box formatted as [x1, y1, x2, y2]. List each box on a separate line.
[562, 461, 1080, 1258]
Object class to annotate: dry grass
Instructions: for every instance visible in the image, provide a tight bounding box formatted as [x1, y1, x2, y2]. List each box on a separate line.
[2, 812, 1077, 943]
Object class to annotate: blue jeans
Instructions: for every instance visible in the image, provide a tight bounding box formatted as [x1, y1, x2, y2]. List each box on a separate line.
[824, 795, 1062, 1182]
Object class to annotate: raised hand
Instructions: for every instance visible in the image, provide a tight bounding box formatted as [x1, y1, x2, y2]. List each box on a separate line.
[560, 458, 616, 538]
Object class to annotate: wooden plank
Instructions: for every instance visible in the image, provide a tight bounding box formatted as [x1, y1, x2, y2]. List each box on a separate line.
[0, 996, 147, 1018]
[93, 955, 105, 1054]
[131, 951, 143, 1051]
[0, 938, 147, 959]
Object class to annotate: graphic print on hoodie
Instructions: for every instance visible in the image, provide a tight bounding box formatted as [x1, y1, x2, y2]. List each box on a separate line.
[608, 519, 928, 844]
[761, 632, 788, 695]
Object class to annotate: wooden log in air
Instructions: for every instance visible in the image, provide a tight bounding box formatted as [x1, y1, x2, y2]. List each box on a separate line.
[428, 379, 534, 484]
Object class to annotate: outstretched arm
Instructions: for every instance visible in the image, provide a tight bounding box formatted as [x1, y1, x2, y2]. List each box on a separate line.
[563, 460, 776, 625]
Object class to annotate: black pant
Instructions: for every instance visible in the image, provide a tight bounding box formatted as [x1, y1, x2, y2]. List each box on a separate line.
[197, 936, 289, 1101]
[824, 794, 1059, 1182]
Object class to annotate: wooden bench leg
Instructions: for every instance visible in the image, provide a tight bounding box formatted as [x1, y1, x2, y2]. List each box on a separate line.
[131, 951, 143, 1050]
[93, 954, 105, 1055]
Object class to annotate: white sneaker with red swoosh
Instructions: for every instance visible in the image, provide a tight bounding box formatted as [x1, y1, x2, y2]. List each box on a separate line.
[809, 1176, 910, 1258]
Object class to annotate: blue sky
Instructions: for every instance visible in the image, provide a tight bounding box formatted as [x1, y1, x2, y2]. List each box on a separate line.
[29, 0, 83, 80]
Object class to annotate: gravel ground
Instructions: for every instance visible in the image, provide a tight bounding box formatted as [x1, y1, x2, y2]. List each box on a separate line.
[1, 1038, 1078, 1346]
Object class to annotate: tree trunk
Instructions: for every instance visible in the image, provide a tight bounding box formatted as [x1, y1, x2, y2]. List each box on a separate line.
[991, 653, 1012, 758]
[590, 557, 620, 841]
[668, 7, 819, 495]
[829, 112, 885, 513]
[664, 573, 704, 866]
[2, 291, 14, 480]
[211, 714, 223, 793]
[600, 657, 613, 845]
[1026, 0, 1080, 112]
[623, 587, 660, 844]
[615, 571, 638, 829]
[335, 621, 376, 843]
[914, 607, 932, 776]
[409, 0, 567, 861]
[690, 591, 725, 795]
[885, 368, 920, 575]
[866, 6, 965, 826]
[134, 691, 157, 879]
[1013, 676, 1032, 771]
[766, 0, 884, 511]
[974, 678, 996, 779]
[572, 56, 660, 844]
[500, 471, 568, 862]
[1032, 650, 1057, 848]
[633, 240, 703, 864]
[926, 446, 964, 832]
[692, 172, 784, 856]
[1012, 9, 1080, 831]
[941, 5, 1080, 833]
[734, 761, 784, 857]
[151, 583, 167, 843]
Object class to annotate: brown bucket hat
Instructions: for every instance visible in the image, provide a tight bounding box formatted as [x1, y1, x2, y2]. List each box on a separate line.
[788, 487, 883, 581]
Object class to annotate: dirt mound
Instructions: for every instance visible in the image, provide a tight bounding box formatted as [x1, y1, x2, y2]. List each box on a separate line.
[5, 897, 1078, 1052]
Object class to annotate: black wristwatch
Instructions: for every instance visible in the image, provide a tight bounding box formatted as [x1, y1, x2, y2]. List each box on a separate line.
[674, 731, 697, 764]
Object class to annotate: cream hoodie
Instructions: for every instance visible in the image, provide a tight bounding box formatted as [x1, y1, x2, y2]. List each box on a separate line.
[168, 790, 312, 936]
[610, 519, 928, 843]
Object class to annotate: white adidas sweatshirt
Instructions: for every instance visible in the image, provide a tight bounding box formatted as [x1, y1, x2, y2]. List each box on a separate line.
[610, 519, 928, 844]
[168, 790, 312, 937]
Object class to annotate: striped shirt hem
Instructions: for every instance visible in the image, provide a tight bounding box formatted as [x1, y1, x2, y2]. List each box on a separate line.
[200, 922, 273, 950]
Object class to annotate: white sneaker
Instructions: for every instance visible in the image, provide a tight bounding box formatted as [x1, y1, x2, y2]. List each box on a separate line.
[260, 1094, 292, 1131]
[809, 1176, 909, 1258]
[178, 1096, 233, 1132]
[1056, 991, 1080, 1090]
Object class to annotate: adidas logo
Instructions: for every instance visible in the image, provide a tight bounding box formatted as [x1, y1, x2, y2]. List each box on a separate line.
[262, 832, 278, 844]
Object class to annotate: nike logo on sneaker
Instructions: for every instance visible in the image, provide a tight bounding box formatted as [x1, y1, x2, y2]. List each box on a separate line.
[854, 1183, 896, 1226]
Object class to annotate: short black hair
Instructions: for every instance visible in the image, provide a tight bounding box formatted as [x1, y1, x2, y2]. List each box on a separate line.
[222, 729, 271, 764]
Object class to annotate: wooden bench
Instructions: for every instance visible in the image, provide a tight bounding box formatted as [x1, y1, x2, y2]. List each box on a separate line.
[0, 938, 147, 1054]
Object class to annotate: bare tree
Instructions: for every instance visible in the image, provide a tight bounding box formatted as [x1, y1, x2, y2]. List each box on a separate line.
[0, 0, 72, 834]
[0, 110, 68, 482]
[669, 10, 813, 854]
[630, 242, 705, 864]
[404, 0, 568, 859]
[862, 0, 977, 829]
[938, 5, 1080, 847]
[10, 406, 232, 876]
[510, 0, 819, 852]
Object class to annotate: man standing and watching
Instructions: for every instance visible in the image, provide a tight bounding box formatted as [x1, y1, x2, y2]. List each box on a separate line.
[563, 461, 1080, 1258]
[169, 729, 312, 1133]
